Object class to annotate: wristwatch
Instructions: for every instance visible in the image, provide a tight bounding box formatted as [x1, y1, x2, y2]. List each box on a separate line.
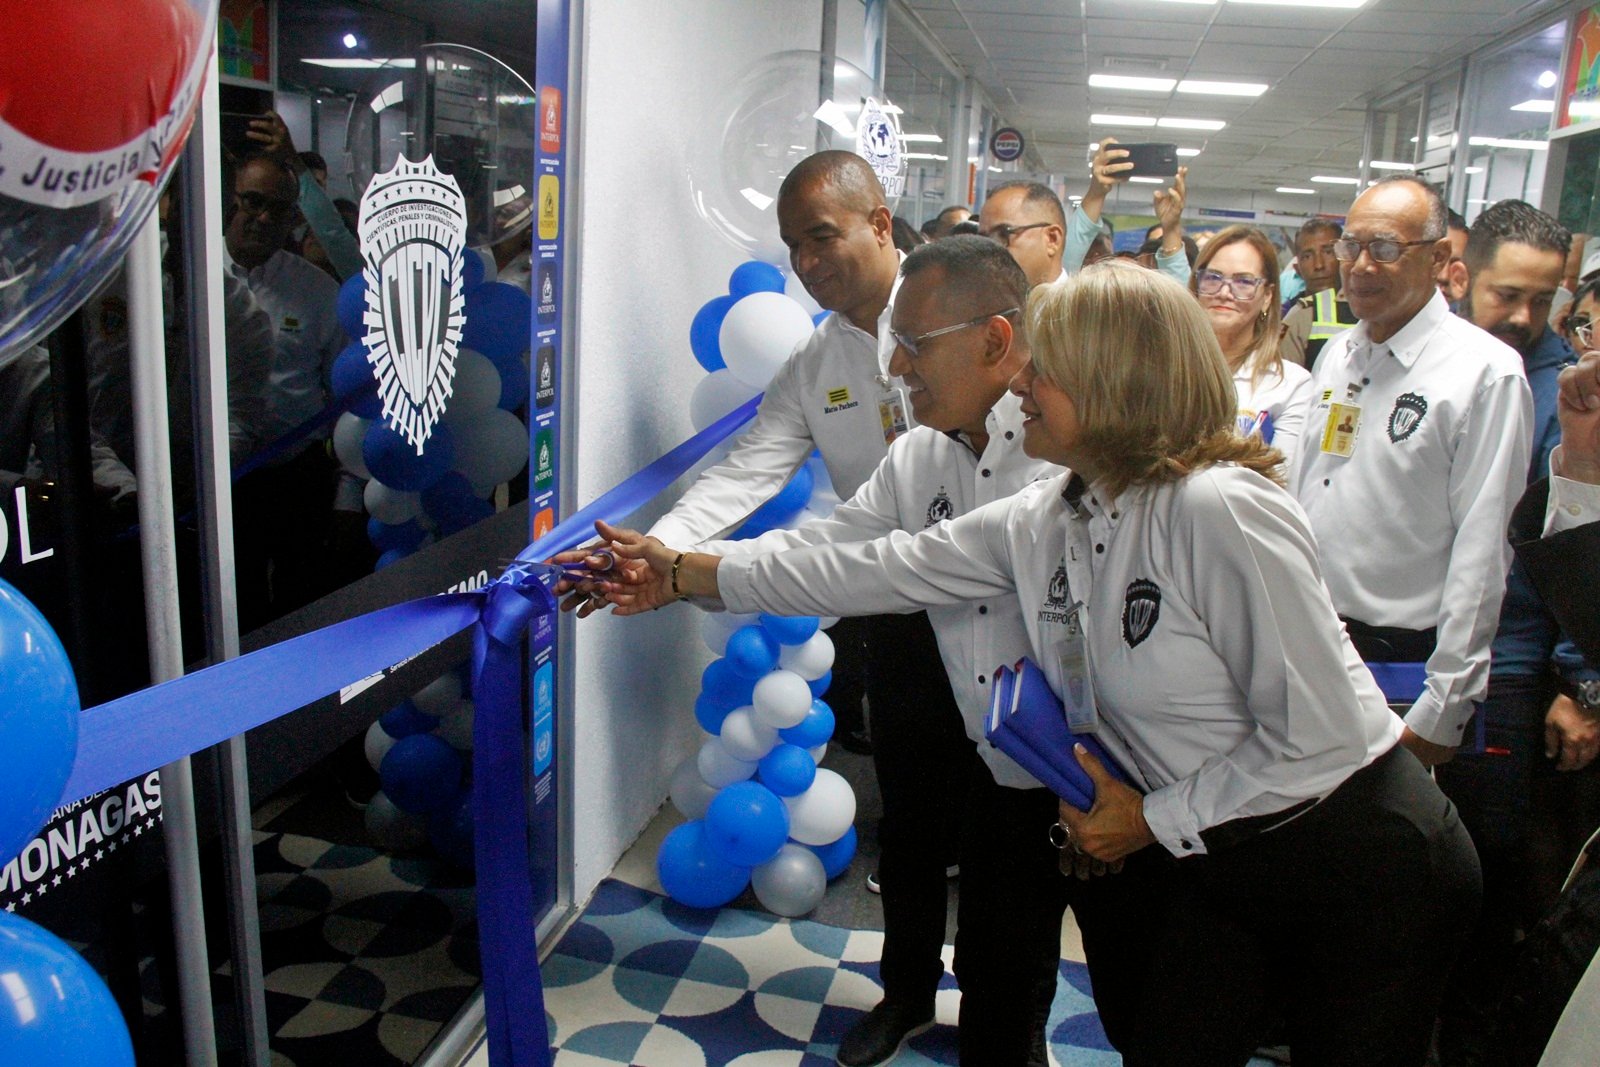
[1568, 679, 1600, 713]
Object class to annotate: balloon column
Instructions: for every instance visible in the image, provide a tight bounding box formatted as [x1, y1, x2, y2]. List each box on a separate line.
[362, 667, 476, 868]
[0, 579, 136, 1063]
[331, 251, 531, 571]
[659, 612, 857, 917]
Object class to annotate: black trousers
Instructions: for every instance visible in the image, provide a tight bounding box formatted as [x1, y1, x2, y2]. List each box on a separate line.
[1121, 745, 1482, 1067]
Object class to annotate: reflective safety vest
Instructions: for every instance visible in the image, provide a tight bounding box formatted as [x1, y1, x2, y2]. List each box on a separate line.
[1308, 288, 1356, 340]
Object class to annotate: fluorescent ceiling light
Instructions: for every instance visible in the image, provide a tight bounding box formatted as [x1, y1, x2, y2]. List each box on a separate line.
[1311, 175, 1361, 185]
[1228, 0, 1370, 8]
[1369, 160, 1414, 170]
[1465, 167, 1484, 174]
[1090, 113, 1157, 126]
[901, 133, 943, 143]
[881, 103, 903, 115]
[1147, 0, 1212, 4]
[1511, 99, 1555, 113]
[1089, 74, 1177, 92]
[1128, 176, 1165, 183]
[1469, 136, 1548, 150]
[1068, 195, 1083, 202]
[1538, 70, 1558, 89]
[988, 166, 1003, 173]
[904, 152, 948, 161]
[1176, 147, 1202, 157]
[1158, 116, 1226, 130]
[1177, 80, 1268, 97]
[342, 33, 358, 49]
[304, 57, 415, 69]
[1276, 187, 1316, 194]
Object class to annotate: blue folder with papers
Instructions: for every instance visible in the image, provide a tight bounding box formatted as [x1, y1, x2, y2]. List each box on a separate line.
[984, 657, 1138, 809]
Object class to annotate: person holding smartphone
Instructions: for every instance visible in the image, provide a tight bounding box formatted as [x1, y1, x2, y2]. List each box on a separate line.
[1067, 137, 1189, 284]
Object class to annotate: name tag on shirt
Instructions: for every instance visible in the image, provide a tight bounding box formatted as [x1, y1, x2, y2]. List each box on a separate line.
[1058, 601, 1099, 734]
[877, 386, 910, 445]
[1319, 401, 1361, 457]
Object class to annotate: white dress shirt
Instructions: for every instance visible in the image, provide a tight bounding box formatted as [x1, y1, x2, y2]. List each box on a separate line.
[1235, 356, 1314, 465]
[1288, 291, 1532, 747]
[718, 465, 1402, 857]
[234, 249, 344, 448]
[649, 263, 905, 545]
[701, 392, 1059, 787]
[1544, 447, 1600, 535]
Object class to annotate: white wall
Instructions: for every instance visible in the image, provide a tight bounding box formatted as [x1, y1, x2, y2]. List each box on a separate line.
[568, 0, 824, 899]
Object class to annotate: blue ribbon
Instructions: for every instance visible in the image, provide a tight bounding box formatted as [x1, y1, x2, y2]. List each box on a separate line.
[57, 393, 762, 1067]
[1366, 661, 1426, 705]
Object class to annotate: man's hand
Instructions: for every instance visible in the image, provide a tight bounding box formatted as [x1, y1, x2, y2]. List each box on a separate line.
[246, 111, 306, 175]
[1400, 726, 1457, 767]
[1153, 166, 1188, 255]
[1557, 351, 1600, 484]
[1057, 744, 1155, 866]
[1080, 138, 1132, 219]
[1547, 694, 1600, 772]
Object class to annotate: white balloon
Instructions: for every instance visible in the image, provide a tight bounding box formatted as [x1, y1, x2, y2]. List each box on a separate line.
[719, 707, 778, 761]
[702, 612, 758, 655]
[453, 406, 529, 496]
[784, 768, 856, 846]
[818, 617, 841, 630]
[784, 270, 823, 317]
[752, 843, 828, 917]
[364, 480, 422, 525]
[444, 349, 504, 423]
[411, 672, 463, 717]
[670, 754, 720, 821]
[689, 369, 761, 433]
[808, 743, 827, 763]
[720, 292, 815, 390]
[365, 790, 429, 850]
[333, 412, 372, 479]
[436, 699, 476, 751]
[779, 631, 835, 681]
[698, 737, 758, 788]
[752, 670, 813, 729]
[364, 719, 399, 772]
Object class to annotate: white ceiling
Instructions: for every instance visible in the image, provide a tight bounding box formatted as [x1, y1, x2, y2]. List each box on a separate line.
[889, 0, 1572, 208]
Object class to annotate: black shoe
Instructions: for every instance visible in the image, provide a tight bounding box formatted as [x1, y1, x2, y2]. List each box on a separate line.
[835, 728, 874, 756]
[837, 999, 935, 1066]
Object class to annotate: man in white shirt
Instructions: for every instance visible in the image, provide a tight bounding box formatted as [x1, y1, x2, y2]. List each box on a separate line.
[226, 155, 347, 625]
[975, 181, 1068, 288]
[1290, 175, 1534, 767]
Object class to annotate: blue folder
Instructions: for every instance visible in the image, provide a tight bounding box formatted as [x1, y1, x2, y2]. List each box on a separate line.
[984, 658, 1139, 810]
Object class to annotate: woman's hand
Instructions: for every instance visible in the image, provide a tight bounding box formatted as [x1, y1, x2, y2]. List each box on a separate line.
[1154, 166, 1188, 255]
[549, 542, 639, 618]
[1057, 744, 1156, 864]
[587, 520, 721, 616]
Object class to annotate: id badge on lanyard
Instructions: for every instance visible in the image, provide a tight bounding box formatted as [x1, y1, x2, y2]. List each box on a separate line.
[1059, 600, 1099, 734]
[1317, 380, 1365, 458]
[878, 385, 911, 445]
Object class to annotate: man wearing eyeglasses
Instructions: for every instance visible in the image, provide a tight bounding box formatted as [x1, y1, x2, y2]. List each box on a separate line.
[1289, 176, 1533, 775]
[1280, 219, 1357, 370]
[975, 181, 1069, 287]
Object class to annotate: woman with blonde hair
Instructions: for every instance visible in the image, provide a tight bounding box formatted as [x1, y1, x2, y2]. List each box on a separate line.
[1190, 225, 1315, 461]
[581, 261, 1480, 1066]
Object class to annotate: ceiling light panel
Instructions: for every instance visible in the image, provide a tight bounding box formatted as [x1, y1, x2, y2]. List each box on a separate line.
[1158, 117, 1227, 130]
[1089, 74, 1177, 92]
[1177, 80, 1268, 97]
[1090, 114, 1158, 126]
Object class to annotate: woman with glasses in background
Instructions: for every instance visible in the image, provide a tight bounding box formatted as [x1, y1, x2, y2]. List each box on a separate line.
[1189, 226, 1315, 462]
[1561, 275, 1600, 355]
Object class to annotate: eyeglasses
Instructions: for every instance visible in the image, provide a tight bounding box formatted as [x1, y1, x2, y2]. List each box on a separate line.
[890, 307, 1020, 357]
[1195, 270, 1267, 299]
[234, 190, 297, 220]
[1571, 316, 1594, 350]
[978, 222, 1050, 247]
[1332, 236, 1439, 264]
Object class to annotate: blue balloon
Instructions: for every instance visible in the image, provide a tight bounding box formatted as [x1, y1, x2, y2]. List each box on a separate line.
[757, 744, 817, 797]
[462, 282, 532, 361]
[421, 472, 493, 536]
[496, 356, 530, 411]
[429, 789, 475, 869]
[367, 517, 426, 553]
[724, 625, 779, 679]
[375, 548, 409, 571]
[704, 781, 790, 867]
[462, 248, 487, 292]
[380, 700, 435, 739]
[700, 658, 757, 706]
[779, 699, 835, 750]
[362, 419, 456, 492]
[694, 691, 736, 735]
[733, 465, 814, 537]
[689, 295, 735, 373]
[760, 613, 820, 646]
[336, 272, 367, 339]
[808, 824, 858, 880]
[0, 579, 80, 865]
[379, 734, 464, 814]
[806, 670, 833, 698]
[728, 261, 786, 299]
[657, 820, 751, 909]
[330, 341, 382, 418]
[812, 311, 831, 327]
[0, 911, 135, 1065]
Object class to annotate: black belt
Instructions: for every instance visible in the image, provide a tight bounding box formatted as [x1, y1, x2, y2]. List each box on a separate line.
[1340, 617, 1436, 664]
[1198, 745, 1405, 853]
